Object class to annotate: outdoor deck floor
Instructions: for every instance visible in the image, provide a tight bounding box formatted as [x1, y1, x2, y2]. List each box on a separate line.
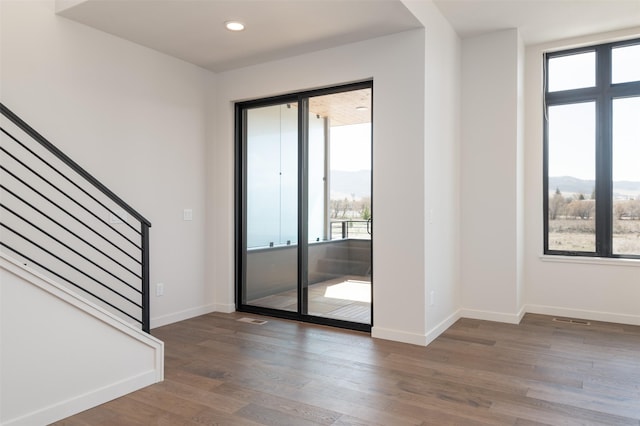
[249, 275, 371, 324]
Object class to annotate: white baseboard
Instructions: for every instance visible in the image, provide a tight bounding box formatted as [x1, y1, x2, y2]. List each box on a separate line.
[525, 304, 640, 326]
[372, 310, 462, 347]
[425, 309, 462, 345]
[417, 304, 640, 348]
[372, 326, 429, 346]
[151, 304, 217, 329]
[214, 303, 236, 314]
[3, 371, 159, 426]
[458, 307, 525, 324]
[456, 304, 640, 327]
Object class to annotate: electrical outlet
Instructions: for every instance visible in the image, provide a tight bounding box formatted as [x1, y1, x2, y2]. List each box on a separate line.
[156, 283, 164, 297]
[429, 290, 435, 306]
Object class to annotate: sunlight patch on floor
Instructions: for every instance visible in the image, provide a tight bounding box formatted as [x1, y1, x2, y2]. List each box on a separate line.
[324, 280, 371, 303]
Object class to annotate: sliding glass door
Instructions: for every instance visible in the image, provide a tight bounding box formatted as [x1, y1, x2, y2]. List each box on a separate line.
[236, 82, 372, 331]
[243, 102, 298, 312]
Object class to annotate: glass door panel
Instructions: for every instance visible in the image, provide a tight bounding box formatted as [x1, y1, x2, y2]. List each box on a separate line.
[244, 103, 298, 312]
[237, 82, 372, 330]
[306, 89, 372, 324]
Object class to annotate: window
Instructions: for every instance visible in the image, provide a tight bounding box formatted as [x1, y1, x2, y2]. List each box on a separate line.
[544, 38, 640, 258]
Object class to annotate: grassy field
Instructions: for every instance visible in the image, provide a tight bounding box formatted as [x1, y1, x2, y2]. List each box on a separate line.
[549, 218, 640, 254]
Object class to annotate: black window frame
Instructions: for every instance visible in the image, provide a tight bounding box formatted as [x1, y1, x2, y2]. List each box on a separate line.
[544, 37, 640, 259]
[234, 80, 374, 332]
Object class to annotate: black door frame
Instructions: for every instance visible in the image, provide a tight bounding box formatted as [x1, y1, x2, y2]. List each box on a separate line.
[234, 80, 373, 332]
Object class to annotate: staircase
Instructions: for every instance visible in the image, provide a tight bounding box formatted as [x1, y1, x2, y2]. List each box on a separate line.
[0, 103, 163, 425]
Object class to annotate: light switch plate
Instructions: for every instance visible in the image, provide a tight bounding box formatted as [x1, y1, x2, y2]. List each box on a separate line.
[183, 209, 193, 221]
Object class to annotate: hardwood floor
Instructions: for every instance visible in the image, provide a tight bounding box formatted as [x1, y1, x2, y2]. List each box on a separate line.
[54, 313, 640, 425]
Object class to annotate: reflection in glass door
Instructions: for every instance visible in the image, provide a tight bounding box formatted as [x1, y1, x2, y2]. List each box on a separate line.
[243, 103, 298, 312]
[237, 82, 372, 331]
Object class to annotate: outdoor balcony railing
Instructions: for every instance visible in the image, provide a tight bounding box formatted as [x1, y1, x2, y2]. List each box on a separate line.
[330, 219, 372, 240]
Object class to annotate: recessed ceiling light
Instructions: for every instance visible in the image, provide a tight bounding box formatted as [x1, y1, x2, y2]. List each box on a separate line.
[356, 106, 368, 111]
[225, 21, 245, 31]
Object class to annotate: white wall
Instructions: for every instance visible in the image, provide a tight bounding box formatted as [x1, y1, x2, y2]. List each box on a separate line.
[0, 0, 463, 348]
[0, 0, 216, 328]
[524, 27, 640, 325]
[210, 30, 430, 344]
[516, 33, 526, 313]
[16, 0, 636, 353]
[460, 29, 524, 323]
[0, 255, 163, 426]
[401, 0, 462, 343]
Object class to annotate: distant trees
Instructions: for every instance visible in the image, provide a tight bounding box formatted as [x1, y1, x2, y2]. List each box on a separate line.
[566, 198, 594, 220]
[549, 188, 564, 220]
[330, 196, 371, 220]
[614, 199, 640, 220]
[550, 189, 640, 221]
[548, 188, 595, 220]
[361, 204, 371, 221]
[358, 196, 371, 220]
[330, 198, 349, 219]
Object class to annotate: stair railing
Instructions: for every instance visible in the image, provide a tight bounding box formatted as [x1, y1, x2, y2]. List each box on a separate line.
[0, 103, 151, 332]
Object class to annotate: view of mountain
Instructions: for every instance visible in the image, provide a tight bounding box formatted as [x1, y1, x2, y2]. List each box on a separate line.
[550, 176, 640, 197]
[331, 174, 640, 200]
[330, 170, 371, 200]
[549, 176, 595, 195]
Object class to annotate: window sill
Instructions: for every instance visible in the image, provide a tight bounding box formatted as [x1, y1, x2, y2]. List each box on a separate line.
[540, 255, 640, 267]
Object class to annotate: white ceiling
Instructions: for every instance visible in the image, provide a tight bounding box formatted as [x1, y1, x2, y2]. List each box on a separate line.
[433, 0, 640, 46]
[57, 0, 640, 73]
[56, 0, 423, 72]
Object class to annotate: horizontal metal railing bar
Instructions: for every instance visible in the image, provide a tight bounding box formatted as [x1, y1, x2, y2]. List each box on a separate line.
[0, 184, 142, 279]
[0, 144, 141, 250]
[0, 222, 143, 310]
[0, 170, 142, 266]
[1, 127, 142, 236]
[1, 203, 142, 294]
[0, 241, 142, 325]
[1, 222, 143, 309]
[0, 103, 151, 227]
[1, 103, 150, 332]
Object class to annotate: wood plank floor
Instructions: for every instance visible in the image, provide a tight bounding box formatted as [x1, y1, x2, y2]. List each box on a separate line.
[53, 313, 640, 425]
